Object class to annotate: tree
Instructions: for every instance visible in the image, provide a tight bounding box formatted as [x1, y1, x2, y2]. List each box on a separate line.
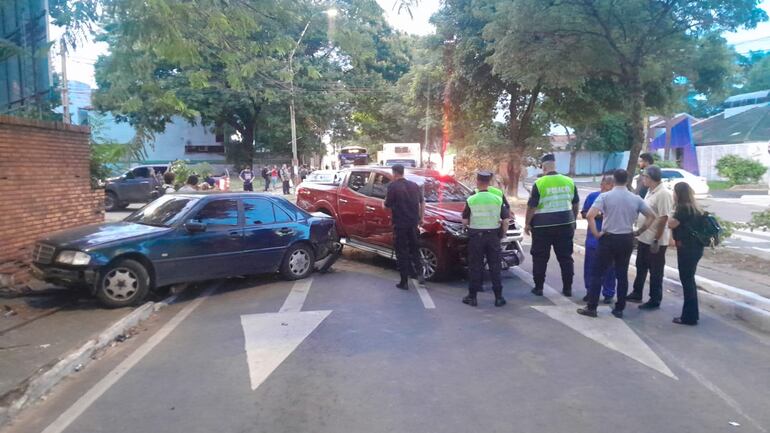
[511, 0, 767, 178]
[742, 56, 770, 93]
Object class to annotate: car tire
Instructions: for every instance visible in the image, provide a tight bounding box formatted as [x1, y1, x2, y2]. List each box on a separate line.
[95, 259, 151, 308]
[280, 243, 315, 280]
[418, 241, 445, 281]
[105, 191, 120, 212]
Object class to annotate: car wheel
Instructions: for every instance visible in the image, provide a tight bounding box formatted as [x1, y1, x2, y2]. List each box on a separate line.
[280, 243, 315, 280]
[418, 242, 445, 281]
[96, 259, 151, 308]
[105, 192, 119, 212]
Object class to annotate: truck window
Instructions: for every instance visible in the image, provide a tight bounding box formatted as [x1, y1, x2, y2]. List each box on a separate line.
[369, 173, 391, 199]
[347, 171, 369, 193]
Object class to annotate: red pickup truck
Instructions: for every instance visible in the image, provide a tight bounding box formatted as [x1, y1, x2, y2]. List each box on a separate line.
[296, 166, 524, 281]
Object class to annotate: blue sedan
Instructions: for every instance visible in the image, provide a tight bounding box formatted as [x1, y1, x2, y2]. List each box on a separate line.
[31, 193, 338, 307]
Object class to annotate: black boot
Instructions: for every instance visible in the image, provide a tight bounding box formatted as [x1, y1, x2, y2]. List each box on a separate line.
[531, 287, 544, 296]
[462, 294, 478, 307]
[494, 290, 506, 307]
[396, 280, 408, 290]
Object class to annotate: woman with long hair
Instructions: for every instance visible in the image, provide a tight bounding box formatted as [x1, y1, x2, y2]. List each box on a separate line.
[668, 182, 704, 326]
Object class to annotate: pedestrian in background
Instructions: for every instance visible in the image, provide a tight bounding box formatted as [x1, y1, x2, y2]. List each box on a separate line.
[178, 175, 199, 192]
[525, 154, 579, 297]
[668, 183, 705, 326]
[261, 166, 270, 191]
[271, 165, 279, 190]
[280, 164, 292, 195]
[462, 171, 509, 307]
[240, 166, 255, 192]
[581, 175, 616, 304]
[627, 165, 673, 310]
[636, 153, 654, 198]
[384, 164, 424, 290]
[162, 172, 176, 194]
[578, 169, 656, 319]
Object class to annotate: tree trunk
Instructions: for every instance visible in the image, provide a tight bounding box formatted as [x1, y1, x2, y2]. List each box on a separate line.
[625, 68, 645, 183]
[240, 119, 256, 166]
[506, 146, 524, 198]
[565, 125, 576, 176]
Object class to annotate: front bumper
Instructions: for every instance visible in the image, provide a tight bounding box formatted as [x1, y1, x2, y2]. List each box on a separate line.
[31, 263, 99, 288]
[451, 229, 525, 269]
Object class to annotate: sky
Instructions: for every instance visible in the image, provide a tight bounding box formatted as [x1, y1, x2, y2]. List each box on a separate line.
[57, 0, 770, 88]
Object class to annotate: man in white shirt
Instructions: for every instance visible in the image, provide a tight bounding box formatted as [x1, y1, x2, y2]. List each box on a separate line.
[627, 165, 673, 310]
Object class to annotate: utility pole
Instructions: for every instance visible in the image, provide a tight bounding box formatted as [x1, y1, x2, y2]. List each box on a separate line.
[60, 37, 70, 124]
[423, 75, 430, 168]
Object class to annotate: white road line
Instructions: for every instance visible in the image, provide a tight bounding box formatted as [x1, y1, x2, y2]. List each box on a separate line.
[279, 279, 313, 313]
[410, 279, 436, 309]
[752, 247, 770, 253]
[41, 285, 218, 433]
[731, 233, 768, 244]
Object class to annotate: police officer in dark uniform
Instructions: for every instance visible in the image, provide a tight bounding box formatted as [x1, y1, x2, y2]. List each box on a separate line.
[462, 171, 510, 307]
[385, 164, 425, 289]
[525, 154, 580, 297]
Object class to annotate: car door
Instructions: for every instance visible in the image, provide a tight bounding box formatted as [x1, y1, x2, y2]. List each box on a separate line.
[121, 167, 155, 202]
[242, 198, 286, 273]
[164, 198, 243, 281]
[363, 172, 394, 247]
[337, 170, 370, 239]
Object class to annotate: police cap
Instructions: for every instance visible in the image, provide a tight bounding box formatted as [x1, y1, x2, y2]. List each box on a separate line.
[476, 170, 493, 182]
[540, 153, 556, 163]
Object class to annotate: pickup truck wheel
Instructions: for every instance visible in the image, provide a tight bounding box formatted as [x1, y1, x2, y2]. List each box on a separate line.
[418, 243, 444, 281]
[104, 192, 119, 212]
[96, 259, 150, 308]
[281, 244, 315, 280]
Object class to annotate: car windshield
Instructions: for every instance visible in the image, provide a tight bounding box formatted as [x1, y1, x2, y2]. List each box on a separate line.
[125, 196, 199, 227]
[406, 175, 472, 203]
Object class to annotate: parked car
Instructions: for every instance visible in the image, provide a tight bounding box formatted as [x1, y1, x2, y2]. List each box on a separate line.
[632, 168, 710, 196]
[104, 164, 169, 211]
[296, 166, 525, 281]
[303, 170, 340, 184]
[31, 193, 338, 307]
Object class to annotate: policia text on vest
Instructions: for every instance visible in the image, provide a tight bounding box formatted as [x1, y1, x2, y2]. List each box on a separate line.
[525, 169, 580, 297]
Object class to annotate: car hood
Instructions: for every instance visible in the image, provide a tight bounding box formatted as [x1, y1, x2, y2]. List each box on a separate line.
[38, 222, 171, 250]
[425, 201, 466, 223]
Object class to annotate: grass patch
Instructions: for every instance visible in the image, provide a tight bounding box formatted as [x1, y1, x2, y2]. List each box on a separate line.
[707, 180, 732, 191]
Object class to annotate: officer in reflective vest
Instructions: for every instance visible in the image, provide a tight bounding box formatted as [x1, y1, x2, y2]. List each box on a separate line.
[524, 154, 580, 297]
[462, 171, 510, 307]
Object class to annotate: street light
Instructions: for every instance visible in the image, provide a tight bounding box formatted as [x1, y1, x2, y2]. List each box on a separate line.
[289, 8, 338, 168]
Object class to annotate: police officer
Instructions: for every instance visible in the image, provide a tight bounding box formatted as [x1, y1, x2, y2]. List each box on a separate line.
[462, 171, 510, 307]
[525, 154, 580, 297]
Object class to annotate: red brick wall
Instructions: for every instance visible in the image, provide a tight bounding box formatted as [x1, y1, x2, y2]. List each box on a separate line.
[0, 116, 103, 288]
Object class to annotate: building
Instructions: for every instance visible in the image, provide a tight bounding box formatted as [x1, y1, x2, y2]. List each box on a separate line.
[691, 95, 770, 184]
[64, 81, 227, 168]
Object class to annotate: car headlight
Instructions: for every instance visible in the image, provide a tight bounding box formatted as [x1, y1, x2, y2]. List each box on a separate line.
[56, 250, 92, 266]
[440, 220, 467, 237]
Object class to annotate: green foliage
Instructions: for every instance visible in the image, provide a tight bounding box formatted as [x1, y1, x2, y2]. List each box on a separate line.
[714, 215, 736, 240]
[715, 155, 768, 185]
[707, 181, 732, 191]
[651, 154, 679, 169]
[169, 160, 214, 188]
[747, 209, 770, 232]
[88, 113, 144, 188]
[742, 56, 770, 93]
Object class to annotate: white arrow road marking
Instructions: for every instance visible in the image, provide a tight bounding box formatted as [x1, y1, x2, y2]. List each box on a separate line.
[410, 278, 436, 309]
[279, 279, 313, 313]
[241, 278, 331, 391]
[510, 267, 678, 380]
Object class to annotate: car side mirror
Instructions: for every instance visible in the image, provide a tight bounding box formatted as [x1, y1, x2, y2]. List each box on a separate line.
[184, 221, 207, 233]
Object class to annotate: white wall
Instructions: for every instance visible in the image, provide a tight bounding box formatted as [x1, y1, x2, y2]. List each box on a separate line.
[696, 142, 770, 184]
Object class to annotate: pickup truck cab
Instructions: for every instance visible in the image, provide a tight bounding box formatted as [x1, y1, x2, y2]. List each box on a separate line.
[105, 164, 169, 211]
[296, 166, 524, 280]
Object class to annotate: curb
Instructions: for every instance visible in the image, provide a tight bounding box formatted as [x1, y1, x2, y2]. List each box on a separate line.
[0, 293, 179, 427]
[574, 244, 770, 333]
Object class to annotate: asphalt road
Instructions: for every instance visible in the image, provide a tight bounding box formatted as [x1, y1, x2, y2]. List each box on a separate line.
[5, 249, 769, 433]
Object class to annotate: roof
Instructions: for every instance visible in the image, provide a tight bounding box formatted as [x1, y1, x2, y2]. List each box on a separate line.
[691, 105, 770, 146]
[724, 90, 770, 104]
[340, 165, 445, 177]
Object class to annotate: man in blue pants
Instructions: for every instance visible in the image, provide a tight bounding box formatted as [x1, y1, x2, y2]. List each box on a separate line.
[581, 175, 616, 304]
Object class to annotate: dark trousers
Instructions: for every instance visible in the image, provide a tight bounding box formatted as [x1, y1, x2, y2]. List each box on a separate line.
[263, 177, 270, 191]
[584, 246, 616, 297]
[677, 244, 704, 323]
[531, 224, 575, 291]
[468, 230, 503, 296]
[282, 180, 291, 194]
[394, 226, 422, 283]
[243, 181, 253, 192]
[587, 233, 634, 311]
[631, 242, 668, 304]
